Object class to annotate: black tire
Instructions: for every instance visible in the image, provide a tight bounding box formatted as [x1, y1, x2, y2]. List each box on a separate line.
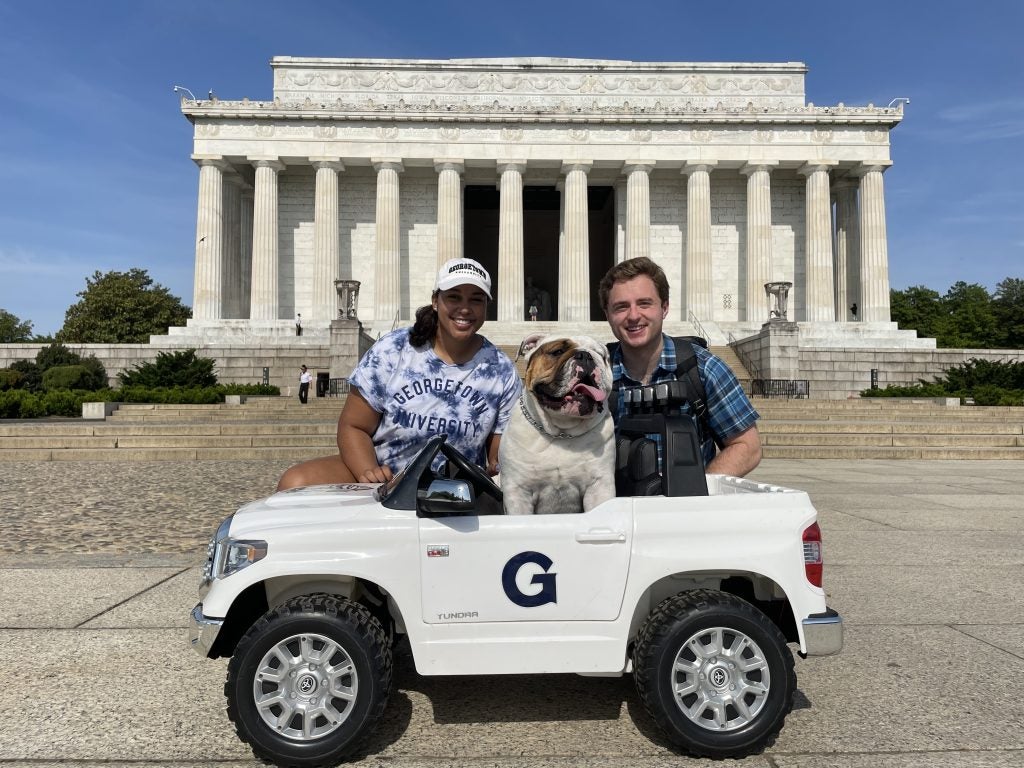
[633, 589, 795, 759]
[225, 593, 392, 767]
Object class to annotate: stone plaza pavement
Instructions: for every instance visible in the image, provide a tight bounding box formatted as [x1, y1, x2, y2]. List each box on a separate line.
[0, 458, 1022, 768]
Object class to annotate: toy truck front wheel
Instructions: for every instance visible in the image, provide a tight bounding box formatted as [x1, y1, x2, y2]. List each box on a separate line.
[225, 593, 392, 766]
[633, 589, 796, 759]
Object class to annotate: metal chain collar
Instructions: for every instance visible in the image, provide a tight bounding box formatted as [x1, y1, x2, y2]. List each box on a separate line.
[518, 396, 577, 439]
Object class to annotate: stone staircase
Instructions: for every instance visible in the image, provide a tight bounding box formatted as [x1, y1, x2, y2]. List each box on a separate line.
[2, 396, 1024, 461]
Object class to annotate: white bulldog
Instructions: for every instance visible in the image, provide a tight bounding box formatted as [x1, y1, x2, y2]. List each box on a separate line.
[499, 334, 616, 515]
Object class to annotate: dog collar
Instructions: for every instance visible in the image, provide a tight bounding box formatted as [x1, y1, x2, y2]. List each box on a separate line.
[518, 396, 577, 439]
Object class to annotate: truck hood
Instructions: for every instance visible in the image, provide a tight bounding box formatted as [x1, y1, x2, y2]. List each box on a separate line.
[228, 483, 384, 538]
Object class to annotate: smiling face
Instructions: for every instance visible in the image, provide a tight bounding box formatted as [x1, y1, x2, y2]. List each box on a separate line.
[432, 284, 488, 343]
[524, 337, 611, 418]
[605, 274, 669, 357]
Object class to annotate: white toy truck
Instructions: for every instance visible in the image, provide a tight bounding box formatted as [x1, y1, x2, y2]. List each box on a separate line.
[189, 383, 842, 766]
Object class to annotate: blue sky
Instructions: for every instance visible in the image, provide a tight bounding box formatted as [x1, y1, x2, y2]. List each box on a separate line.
[2, 0, 1022, 336]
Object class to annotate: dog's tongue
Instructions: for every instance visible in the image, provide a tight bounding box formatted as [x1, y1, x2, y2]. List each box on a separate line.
[571, 382, 606, 402]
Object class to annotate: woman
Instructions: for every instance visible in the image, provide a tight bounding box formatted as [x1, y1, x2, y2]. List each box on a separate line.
[277, 258, 521, 490]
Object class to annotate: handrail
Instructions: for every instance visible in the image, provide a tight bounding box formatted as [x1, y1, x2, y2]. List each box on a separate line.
[686, 310, 711, 343]
[726, 331, 761, 380]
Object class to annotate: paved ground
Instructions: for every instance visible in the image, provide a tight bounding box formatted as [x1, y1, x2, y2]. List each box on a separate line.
[1, 458, 1023, 767]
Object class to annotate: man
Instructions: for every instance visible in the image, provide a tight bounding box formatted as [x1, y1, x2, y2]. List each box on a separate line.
[295, 313, 303, 336]
[598, 257, 761, 476]
[298, 365, 312, 404]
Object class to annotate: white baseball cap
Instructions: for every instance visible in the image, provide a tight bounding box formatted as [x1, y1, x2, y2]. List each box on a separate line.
[434, 258, 492, 298]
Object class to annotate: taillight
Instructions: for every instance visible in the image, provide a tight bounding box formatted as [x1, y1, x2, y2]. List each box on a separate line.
[803, 522, 823, 587]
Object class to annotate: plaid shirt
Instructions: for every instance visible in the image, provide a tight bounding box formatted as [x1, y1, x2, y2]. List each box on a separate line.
[610, 335, 759, 468]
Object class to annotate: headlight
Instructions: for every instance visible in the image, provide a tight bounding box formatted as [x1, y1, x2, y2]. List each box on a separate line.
[219, 539, 268, 578]
[201, 515, 268, 584]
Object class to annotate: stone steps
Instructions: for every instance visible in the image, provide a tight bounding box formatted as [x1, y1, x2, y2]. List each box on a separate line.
[2, 397, 1023, 461]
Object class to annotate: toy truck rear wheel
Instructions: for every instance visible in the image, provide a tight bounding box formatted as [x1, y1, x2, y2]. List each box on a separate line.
[633, 589, 795, 759]
[225, 594, 392, 767]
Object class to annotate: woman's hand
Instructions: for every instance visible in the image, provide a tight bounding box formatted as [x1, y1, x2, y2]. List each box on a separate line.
[336, 389, 390, 482]
[356, 464, 394, 484]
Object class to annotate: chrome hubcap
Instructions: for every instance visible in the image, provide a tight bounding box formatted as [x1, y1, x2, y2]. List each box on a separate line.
[670, 626, 771, 731]
[252, 633, 358, 741]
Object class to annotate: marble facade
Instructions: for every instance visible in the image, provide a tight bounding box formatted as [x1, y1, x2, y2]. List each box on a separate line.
[173, 56, 914, 346]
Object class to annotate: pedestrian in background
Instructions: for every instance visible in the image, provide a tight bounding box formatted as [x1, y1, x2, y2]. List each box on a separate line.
[298, 365, 312, 404]
[295, 313, 303, 336]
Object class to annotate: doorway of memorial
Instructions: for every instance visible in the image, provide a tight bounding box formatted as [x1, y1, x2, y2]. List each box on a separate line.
[463, 185, 614, 322]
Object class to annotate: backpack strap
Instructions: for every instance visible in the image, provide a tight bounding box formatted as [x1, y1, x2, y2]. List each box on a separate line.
[607, 337, 722, 450]
[671, 337, 722, 450]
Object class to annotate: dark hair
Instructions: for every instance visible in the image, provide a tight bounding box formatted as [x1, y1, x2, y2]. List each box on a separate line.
[409, 301, 439, 347]
[597, 257, 670, 313]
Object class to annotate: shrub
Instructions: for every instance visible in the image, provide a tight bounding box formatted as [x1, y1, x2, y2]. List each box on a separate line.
[0, 390, 45, 418]
[17, 393, 45, 418]
[80, 356, 109, 390]
[0, 368, 24, 391]
[42, 365, 93, 391]
[118, 349, 217, 388]
[8, 360, 42, 391]
[36, 342, 82, 371]
[41, 390, 83, 417]
[222, 383, 281, 396]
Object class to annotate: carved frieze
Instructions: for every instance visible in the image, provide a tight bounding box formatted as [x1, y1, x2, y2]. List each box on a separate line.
[269, 59, 810, 113]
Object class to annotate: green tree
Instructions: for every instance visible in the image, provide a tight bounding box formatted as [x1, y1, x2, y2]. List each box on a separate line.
[993, 278, 1024, 348]
[940, 282, 997, 348]
[890, 286, 944, 339]
[56, 269, 191, 343]
[118, 349, 217, 388]
[0, 308, 33, 342]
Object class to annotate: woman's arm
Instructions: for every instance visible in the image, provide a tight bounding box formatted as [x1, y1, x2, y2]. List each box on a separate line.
[337, 388, 393, 483]
[485, 433, 501, 476]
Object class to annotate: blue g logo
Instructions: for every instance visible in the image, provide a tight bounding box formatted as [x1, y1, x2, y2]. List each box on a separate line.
[502, 551, 557, 607]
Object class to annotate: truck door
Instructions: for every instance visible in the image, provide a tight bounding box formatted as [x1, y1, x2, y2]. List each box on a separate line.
[418, 498, 633, 624]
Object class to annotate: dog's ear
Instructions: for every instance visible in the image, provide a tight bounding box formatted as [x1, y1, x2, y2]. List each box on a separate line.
[516, 333, 545, 361]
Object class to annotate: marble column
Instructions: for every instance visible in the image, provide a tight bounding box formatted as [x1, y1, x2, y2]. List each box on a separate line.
[497, 161, 525, 322]
[373, 159, 404, 327]
[741, 162, 776, 323]
[560, 161, 592, 322]
[192, 157, 227, 320]
[248, 158, 284, 321]
[311, 159, 344, 323]
[222, 174, 243, 319]
[682, 162, 717, 322]
[624, 162, 655, 260]
[239, 190, 253, 320]
[435, 160, 464, 267]
[833, 179, 860, 322]
[855, 163, 892, 322]
[799, 161, 838, 322]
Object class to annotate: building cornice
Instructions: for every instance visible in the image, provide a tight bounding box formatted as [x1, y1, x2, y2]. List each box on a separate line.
[180, 99, 904, 127]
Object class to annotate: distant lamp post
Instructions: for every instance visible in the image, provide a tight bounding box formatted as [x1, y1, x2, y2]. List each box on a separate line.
[764, 281, 793, 321]
[172, 85, 197, 101]
[334, 280, 361, 319]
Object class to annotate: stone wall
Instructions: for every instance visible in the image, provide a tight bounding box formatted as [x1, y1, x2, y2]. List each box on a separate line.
[798, 347, 1024, 400]
[0, 343, 332, 392]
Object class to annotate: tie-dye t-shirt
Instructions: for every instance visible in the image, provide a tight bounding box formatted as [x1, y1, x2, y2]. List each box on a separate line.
[349, 328, 521, 472]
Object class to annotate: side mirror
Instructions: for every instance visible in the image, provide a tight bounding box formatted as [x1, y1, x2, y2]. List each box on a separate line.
[417, 478, 476, 517]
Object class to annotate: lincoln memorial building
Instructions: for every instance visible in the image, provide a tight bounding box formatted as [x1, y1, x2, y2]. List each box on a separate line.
[168, 56, 924, 353]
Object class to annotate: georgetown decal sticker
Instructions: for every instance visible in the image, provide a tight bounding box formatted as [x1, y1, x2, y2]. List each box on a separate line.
[502, 551, 557, 607]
